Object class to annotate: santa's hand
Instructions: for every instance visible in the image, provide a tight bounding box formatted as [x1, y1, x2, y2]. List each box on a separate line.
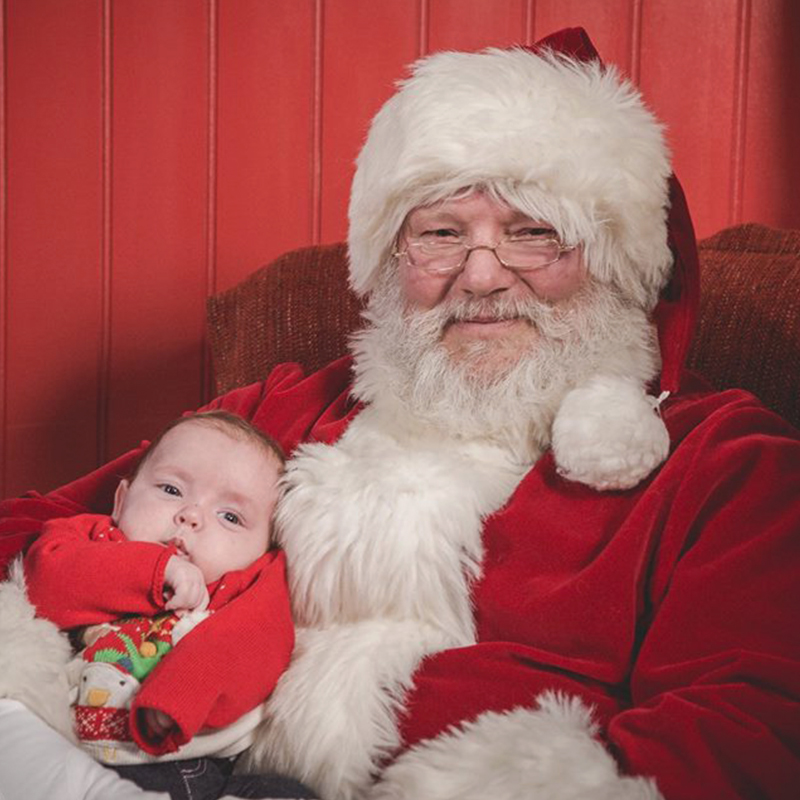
[163, 556, 209, 613]
[139, 707, 176, 743]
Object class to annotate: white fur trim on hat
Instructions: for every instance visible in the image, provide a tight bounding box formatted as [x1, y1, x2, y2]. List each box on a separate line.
[348, 47, 672, 309]
[371, 692, 664, 800]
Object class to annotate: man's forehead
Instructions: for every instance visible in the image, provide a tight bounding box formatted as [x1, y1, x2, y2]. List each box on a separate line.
[407, 193, 548, 225]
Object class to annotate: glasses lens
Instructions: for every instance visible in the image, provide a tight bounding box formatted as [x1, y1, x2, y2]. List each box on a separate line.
[497, 240, 559, 269]
[408, 242, 464, 273]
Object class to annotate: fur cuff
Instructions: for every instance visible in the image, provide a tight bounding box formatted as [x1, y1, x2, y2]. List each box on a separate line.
[371, 692, 663, 800]
[551, 376, 670, 491]
[0, 558, 75, 741]
[242, 619, 454, 800]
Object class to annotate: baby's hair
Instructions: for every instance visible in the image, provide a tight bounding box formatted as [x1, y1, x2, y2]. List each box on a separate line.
[132, 410, 285, 480]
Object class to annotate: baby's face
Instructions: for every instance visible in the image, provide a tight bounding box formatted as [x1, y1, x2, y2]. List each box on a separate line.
[113, 420, 280, 583]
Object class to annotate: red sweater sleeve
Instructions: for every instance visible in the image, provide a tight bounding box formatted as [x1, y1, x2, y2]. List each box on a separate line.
[23, 514, 173, 627]
[129, 549, 294, 755]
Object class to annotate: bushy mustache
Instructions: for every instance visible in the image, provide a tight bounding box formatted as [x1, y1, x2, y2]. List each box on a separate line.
[405, 292, 577, 342]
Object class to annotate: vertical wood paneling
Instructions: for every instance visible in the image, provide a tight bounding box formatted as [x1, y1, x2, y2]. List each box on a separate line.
[98, 0, 113, 472]
[4, 0, 104, 497]
[427, 0, 528, 52]
[215, 0, 316, 292]
[532, 0, 637, 76]
[740, 0, 800, 229]
[639, 0, 740, 239]
[730, 0, 751, 225]
[106, 0, 209, 458]
[201, 0, 218, 403]
[1, 0, 798, 498]
[0, 0, 7, 497]
[312, 0, 324, 243]
[319, 0, 420, 244]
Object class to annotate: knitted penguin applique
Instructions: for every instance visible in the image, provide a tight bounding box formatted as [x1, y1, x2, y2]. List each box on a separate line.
[72, 609, 207, 760]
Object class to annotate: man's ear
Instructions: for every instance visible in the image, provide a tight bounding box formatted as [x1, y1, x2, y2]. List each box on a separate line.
[112, 479, 130, 523]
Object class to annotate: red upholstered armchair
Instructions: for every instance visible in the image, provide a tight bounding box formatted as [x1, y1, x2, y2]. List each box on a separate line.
[207, 224, 800, 430]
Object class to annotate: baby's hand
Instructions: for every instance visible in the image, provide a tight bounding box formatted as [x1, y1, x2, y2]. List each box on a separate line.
[163, 555, 209, 613]
[139, 708, 176, 743]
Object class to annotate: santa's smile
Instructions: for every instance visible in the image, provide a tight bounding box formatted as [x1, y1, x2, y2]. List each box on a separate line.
[444, 316, 532, 340]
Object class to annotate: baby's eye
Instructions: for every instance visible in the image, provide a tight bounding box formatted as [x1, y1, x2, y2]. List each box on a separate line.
[158, 483, 181, 497]
[220, 511, 242, 526]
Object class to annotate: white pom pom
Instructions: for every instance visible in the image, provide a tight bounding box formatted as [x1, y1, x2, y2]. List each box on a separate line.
[552, 376, 670, 491]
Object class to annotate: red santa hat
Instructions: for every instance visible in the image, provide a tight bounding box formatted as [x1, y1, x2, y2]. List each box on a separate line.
[348, 28, 700, 489]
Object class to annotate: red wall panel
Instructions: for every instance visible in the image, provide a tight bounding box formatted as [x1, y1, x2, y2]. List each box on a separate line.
[3, 0, 104, 496]
[741, 0, 800, 229]
[106, 0, 210, 458]
[639, 0, 741, 239]
[215, 0, 317, 292]
[427, 0, 529, 52]
[1, 0, 798, 498]
[319, 0, 421, 244]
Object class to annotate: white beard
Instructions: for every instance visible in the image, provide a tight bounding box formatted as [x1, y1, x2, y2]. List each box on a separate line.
[350, 272, 659, 463]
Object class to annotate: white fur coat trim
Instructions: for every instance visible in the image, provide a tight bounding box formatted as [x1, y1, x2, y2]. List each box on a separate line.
[277, 403, 527, 635]
[0, 558, 75, 741]
[371, 693, 664, 800]
[243, 405, 529, 798]
[242, 618, 454, 799]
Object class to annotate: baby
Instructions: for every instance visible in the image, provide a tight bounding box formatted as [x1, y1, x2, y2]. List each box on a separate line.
[23, 410, 294, 767]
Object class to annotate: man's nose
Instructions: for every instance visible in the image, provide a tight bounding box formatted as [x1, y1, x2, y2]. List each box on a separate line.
[454, 245, 515, 297]
[175, 504, 203, 529]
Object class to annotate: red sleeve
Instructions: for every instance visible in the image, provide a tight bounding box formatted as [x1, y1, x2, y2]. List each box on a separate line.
[0, 447, 149, 578]
[129, 550, 294, 755]
[608, 402, 800, 800]
[202, 357, 358, 453]
[23, 514, 173, 627]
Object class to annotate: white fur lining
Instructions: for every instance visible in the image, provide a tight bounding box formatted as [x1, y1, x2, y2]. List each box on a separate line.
[242, 619, 453, 799]
[243, 405, 529, 798]
[372, 693, 664, 800]
[0, 557, 75, 741]
[277, 405, 527, 635]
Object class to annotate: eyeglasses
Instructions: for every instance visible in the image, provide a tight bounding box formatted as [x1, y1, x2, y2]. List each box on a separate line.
[392, 233, 576, 275]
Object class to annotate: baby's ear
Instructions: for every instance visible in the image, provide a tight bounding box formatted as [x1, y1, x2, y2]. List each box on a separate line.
[112, 479, 130, 522]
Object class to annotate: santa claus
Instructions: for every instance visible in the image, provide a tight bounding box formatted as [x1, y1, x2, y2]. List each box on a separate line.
[230, 28, 799, 800]
[1, 26, 798, 800]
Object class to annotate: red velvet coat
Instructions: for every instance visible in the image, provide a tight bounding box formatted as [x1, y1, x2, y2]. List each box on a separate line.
[2, 357, 799, 798]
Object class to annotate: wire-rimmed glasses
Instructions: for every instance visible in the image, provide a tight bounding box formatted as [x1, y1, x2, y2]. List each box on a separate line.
[392, 234, 576, 275]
